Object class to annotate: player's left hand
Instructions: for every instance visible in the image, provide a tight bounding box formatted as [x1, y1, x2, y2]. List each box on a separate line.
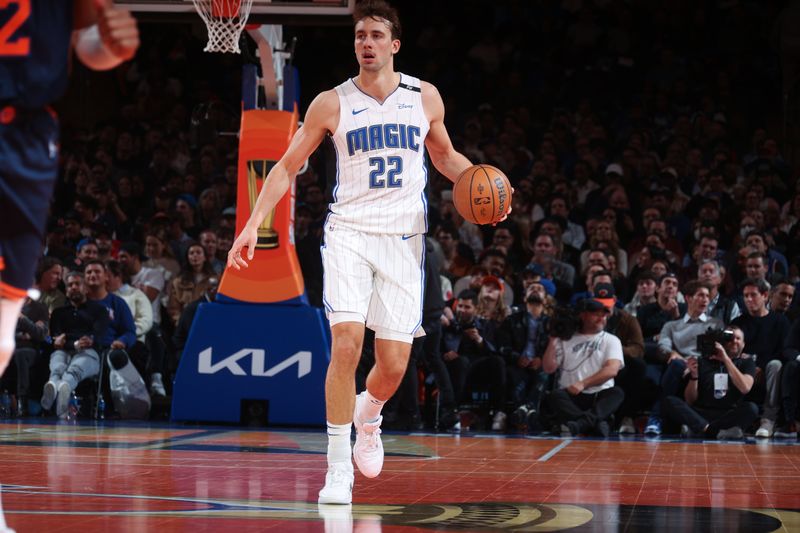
[95, 0, 140, 61]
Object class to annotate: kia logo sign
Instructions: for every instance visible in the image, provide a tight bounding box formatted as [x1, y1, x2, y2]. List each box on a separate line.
[198, 348, 312, 378]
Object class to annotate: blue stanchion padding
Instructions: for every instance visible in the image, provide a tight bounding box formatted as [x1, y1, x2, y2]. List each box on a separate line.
[171, 301, 330, 425]
[283, 65, 300, 112]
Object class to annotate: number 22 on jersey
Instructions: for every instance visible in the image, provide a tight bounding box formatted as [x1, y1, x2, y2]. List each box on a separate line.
[0, 0, 31, 57]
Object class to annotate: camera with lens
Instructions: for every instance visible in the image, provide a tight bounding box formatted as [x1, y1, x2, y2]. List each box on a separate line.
[547, 306, 580, 340]
[696, 327, 735, 357]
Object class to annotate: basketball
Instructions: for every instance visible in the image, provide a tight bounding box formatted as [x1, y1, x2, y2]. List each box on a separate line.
[452, 164, 512, 225]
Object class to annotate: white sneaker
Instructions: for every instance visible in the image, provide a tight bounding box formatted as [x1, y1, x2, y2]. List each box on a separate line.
[318, 503, 353, 533]
[56, 381, 71, 419]
[352, 392, 384, 478]
[491, 411, 507, 432]
[40, 381, 57, 410]
[150, 373, 167, 397]
[755, 418, 774, 438]
[317, 462, 354, 504]
[619, 417, 636, 434]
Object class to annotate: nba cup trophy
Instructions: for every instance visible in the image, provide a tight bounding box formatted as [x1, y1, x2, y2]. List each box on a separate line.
[247, 161, 279, 249]
[171, 24, 329, 425]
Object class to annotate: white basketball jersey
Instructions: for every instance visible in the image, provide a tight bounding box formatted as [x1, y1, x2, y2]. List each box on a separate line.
[327, 73, 430, 235]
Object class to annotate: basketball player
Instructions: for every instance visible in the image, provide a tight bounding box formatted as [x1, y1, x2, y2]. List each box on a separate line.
[227, 0, 504, 505]
[0, 2, 138, 393]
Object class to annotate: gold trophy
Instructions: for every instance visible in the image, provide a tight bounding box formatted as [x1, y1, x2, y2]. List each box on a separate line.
[247, 160, 279, 249]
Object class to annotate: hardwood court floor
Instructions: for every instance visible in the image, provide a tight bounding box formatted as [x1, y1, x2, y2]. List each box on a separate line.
[0, 421, 799, 532]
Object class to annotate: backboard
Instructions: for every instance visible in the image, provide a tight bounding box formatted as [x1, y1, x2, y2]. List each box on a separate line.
[117, 0, 354, 23]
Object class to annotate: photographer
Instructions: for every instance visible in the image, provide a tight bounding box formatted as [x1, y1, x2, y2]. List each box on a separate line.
[442, 289, 506, 430]
[644, 280, 723, 435]
[663, 326, 758, 439]
[542, 297, 624, 437]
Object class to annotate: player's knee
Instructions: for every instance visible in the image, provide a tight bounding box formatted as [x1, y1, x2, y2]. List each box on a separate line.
[377, 357, 408, 383]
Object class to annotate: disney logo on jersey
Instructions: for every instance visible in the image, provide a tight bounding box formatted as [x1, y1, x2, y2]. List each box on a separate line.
[397, 103, 413, 110]
[346, 123, 421, 156]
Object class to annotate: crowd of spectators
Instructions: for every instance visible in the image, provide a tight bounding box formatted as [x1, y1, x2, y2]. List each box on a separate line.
[6, 1, 800, 438]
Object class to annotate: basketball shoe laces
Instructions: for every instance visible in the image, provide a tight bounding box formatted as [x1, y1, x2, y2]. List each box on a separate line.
[326, 462, 353, 488]
[360, 421, 382, 452]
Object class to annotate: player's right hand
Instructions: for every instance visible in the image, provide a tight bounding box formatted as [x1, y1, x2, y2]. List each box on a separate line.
[227, 224, 258, 270]
[95, 0, 140, 61]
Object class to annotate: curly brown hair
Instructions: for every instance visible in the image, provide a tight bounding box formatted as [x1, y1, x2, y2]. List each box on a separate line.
[353, 0, 401, 40]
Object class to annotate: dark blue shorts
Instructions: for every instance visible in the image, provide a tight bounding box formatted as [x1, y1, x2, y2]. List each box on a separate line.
[0, 105, 59, 298]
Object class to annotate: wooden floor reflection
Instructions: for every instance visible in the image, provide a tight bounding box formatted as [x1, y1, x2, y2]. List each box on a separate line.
[0, 421, 799, 531]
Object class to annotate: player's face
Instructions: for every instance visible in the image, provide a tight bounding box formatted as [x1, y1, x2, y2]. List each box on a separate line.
[354, 17, 400, 72]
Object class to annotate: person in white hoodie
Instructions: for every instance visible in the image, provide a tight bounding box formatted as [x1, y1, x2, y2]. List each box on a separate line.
[105, 260, 165, 397]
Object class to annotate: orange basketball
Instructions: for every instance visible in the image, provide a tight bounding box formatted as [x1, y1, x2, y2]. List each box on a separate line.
[452, 164, 512, 225]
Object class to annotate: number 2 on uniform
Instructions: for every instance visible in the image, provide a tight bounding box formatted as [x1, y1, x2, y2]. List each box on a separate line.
[0, 0, 31, 57]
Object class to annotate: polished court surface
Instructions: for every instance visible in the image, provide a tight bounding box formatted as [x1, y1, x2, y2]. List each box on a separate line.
[0, 422, 799, 532]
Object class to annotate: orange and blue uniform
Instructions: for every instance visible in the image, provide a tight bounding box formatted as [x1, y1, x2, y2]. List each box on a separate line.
[0, 0, 73, 299]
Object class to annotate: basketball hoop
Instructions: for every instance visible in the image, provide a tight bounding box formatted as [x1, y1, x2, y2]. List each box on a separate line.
[192, 0, 255, 53]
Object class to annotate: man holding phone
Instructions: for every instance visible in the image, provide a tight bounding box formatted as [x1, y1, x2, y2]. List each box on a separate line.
[662, 326, 758, 439]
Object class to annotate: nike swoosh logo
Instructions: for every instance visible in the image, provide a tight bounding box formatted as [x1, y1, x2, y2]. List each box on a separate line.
[352, 108, 368, 115]
[401, 234, 415, 240]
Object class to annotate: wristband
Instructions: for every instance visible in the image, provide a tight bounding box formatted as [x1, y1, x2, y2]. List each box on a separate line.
[688, 376, 698, 381]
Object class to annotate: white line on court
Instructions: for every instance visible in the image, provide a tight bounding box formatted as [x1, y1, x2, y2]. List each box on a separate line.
[537, 439, 572, 462]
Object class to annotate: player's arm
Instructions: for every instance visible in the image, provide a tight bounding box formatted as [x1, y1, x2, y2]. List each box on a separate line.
[73, 0, 139, 71]
[228, 90, 339, 270]
[421, 81, 472, 183]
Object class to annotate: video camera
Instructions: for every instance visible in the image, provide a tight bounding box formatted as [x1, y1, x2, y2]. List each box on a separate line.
[696, 327, 735, 357]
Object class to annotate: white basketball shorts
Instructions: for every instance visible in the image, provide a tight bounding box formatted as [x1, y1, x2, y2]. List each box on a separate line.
[321, 225, 424, 344]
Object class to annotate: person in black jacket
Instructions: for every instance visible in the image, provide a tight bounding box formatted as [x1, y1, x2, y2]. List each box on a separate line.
[44, 271, 109, 418]
[11, 296, 49, 416]
[498, 281, 552, 431]
[442, 289, 507, 430]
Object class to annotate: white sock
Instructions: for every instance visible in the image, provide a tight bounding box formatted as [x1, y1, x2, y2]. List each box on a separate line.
[0, 298, 24, 376]
[359, 390, 386, 424]
[326, 422, 352, 466]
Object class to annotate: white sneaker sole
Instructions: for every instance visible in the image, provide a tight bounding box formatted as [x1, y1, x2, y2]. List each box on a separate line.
[40, 382, 57, 410]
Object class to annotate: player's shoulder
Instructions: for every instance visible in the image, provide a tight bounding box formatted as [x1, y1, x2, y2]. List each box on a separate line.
[305, 89, 340, 129]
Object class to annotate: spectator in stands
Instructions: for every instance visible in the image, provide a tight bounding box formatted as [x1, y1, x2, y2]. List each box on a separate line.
[441, 289, 507, 431]
[529, 233, 575, 288]
[623, 271, 658, 317]
[199, 229, 224, 274]
[638, 272, 686, 359]
[778, 317, 800, 439]
[34, 257, 66, 315]
[698, 259, 741, 324]
[12, 295, 49, 416]
[645, 280, 723, 435]
[44, 272, 109, 418]
[592, 283, 645, 434]
[435, 221, 475, 281]
[106, 260, 165, 397]
[143, 231, 180, 280]
[542, 297, 624, 437]
[498, 282, 551, 432]
[768, 278, 795, 315]
[732, 277, 792, 438]
[84, 261, 137, 358]
[662, 325, 757, 439]
[167, 242, 216, 325]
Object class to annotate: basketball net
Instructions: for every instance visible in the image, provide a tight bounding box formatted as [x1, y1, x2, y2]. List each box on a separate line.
[192, 0, 255, 53]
